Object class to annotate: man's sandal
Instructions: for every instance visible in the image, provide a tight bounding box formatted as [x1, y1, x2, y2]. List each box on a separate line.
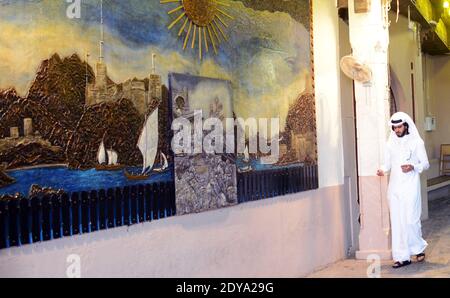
[416, 253, 425, 262]
[392, 260, 411, 268]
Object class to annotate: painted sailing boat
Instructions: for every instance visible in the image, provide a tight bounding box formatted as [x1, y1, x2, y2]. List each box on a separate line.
[0, 168, 16, 188]
[95, 140, 124, 171]
[124, 108, 159, 180]
[153, 152, 169, 173]
[238, 145, 253, 173]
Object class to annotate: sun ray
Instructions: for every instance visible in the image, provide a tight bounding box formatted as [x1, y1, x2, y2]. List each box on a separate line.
[168, 12, 186, 30]
[213, 19, 228, 42]
[160, 0, 181, 3]
[203, 27, 209, 53]
[168, 5, 184, 15]
[207, 25, 218, 55]
[199, 26, 202, 60]
[210, 21, 221, 44]
[161, 0, 234, 60]
[191, 24, 197, 49]
[178, 17, 189, 36]
[215, 14, 228, 28]
[216, 0, 230, 7]
[217, 8, 234, 20]
[183, 21, 193, 50]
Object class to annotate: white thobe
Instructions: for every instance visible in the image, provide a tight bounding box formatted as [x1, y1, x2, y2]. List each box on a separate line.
[381, 134, 429, 262]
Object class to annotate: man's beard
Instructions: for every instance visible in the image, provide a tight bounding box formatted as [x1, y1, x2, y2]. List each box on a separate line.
[396, 129, 409, 138]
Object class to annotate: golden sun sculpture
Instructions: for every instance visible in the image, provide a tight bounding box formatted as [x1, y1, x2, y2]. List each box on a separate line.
[161, 0, 234, 60]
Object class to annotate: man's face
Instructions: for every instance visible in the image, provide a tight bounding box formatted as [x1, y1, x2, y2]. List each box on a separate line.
[393, 123, 406, 137]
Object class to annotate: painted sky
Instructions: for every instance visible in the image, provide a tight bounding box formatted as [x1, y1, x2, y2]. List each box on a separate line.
[170, 73, 234, 120]
[0, 0, 311, 127]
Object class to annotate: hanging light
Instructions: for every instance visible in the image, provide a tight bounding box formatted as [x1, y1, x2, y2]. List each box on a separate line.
[444, 1, 449, 9]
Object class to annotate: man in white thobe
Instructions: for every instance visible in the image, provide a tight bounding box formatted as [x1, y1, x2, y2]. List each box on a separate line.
[377, 112, 429, 268]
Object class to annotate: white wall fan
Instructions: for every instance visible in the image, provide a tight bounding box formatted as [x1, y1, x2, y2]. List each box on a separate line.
[340, 55, 373, 84]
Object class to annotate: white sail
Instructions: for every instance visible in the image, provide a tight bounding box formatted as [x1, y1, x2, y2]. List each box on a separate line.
[239, 146, 253, 173]
[97, 141, 106, 164]
[244, 146, 250, 162]
[161, 152, 168, 170]
[138, 108, 159, 174]
[107, 149, 119, 165]
[153, 152, 168, 173]
[111, 150, 119, 165]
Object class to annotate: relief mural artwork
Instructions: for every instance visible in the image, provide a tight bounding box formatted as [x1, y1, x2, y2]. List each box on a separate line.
[0, 0, 317, 215]
[169, 73, 238, 215]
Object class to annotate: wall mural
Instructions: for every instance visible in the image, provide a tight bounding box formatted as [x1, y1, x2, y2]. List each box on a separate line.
[0, 0, 317, 218]
[169, 73, 238, 215]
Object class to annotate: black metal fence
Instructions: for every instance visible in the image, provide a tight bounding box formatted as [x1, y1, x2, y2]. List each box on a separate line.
[0, 165, 318, 250]
[237, 165, 319, 203]
[0, 181, 176, 250]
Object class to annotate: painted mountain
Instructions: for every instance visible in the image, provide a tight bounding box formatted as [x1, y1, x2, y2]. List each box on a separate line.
[0, 53, 171, 170]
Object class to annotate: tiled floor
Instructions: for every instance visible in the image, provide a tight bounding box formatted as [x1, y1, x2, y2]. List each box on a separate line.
[308, 196, 450, 278]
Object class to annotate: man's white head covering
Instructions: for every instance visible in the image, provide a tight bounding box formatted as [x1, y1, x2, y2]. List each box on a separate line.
[388, 111, 423, 145]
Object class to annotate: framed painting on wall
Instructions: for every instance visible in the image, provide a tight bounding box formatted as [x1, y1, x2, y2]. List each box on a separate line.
[0, 0, 318, 249]
[169, 73, 238, 215]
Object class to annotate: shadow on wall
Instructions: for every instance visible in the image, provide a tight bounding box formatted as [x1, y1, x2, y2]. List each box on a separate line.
[390, 66, 409, 113]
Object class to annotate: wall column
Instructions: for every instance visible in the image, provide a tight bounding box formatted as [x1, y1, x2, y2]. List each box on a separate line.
[347, 0, 392, 260]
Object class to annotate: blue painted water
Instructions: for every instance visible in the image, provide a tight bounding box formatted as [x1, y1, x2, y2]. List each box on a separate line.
[0, 166, 173, 196]
[1, 159, 304, 196]
[236, 158, 304, 171]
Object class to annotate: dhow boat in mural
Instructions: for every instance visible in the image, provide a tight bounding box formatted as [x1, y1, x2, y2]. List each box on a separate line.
[124, 108, 168, 180]
[95, 140, 124, 171]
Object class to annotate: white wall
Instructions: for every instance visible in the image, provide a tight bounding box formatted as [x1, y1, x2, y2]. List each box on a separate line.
[389, 13, 416, 115]
[338, 18, 360, 254]
[0, 186, 347, 278]
[0, 0, 347, 278]
[425, 55, 450, 161]
[315, 0, 345, 188]
[389, 12, 427, 145]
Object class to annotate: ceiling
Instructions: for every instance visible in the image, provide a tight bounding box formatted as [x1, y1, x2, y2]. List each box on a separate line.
[338, 0, 450, 55]
[433, 0, 450, 27]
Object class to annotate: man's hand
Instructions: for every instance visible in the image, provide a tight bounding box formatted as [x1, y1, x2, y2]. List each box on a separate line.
[401, 164, 414, 173]
[377, 169, 384, 176]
